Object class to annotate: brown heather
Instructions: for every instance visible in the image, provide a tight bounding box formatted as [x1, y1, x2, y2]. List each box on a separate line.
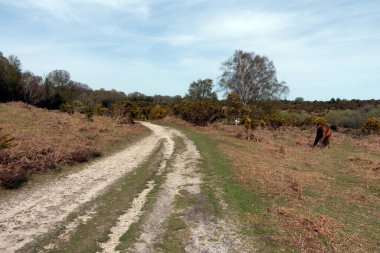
[0, 102, 144, 188]
[213, 125, 379, 252]
[161, 117, 380, 253]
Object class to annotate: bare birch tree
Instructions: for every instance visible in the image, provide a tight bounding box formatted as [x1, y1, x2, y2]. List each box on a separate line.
[22, 71, 45, 105]
[219, 50, 289, 107]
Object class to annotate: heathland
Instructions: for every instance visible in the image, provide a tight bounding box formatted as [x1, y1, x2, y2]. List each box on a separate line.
[1, 50, 379, 252]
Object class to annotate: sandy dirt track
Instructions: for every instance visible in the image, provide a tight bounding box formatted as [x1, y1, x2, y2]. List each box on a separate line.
[0, 122, 166, 252]
[130, 130, 202, 252]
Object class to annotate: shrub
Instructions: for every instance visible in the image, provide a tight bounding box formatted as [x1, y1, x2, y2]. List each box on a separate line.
[73, 100, 85, 112]
[0, 167, 28, 189]
[68, 149, 102, 164]
[149, 105, 169, 120]
[172, 103, 181, 116]
[278, 111, 312, 125]
[263, 114, 287, 129]
[94, 103, 108, 116]
[178, 99, 222, 126]
[362, 117, 380, 133]
[60, 103, 75, 114]
[110, 101, 141, 124]
[225, 92, 241, 121]
[0, 132, 13, 150]
[259, 119, 267, 128]
[303, 116, 327, 126]
[325, 110, 365, 129]
[84, 106, 94, 121]
[312, 116, 327, 125]
[325, 106, 380, 129]
[244, 115, 252, 131]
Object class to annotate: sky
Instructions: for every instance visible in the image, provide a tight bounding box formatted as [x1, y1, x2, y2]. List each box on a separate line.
[0, 0, 379, 100]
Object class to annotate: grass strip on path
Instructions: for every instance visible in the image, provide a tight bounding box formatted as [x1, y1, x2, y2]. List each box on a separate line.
[20, 142, 164, 253]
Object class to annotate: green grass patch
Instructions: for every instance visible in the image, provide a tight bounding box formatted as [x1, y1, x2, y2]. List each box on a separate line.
[303, 188, 322, 199]
[115, 221, 140, 251]
[369, 186, 380, 197]
[166, 216, 187, 231]
[179, 127, 268, 217]
[159, 125, 269, 252]
[115, 172, 166, 252]
[155, 214, 188, 253]
[174, 189, 197, 210]
[335, 174, 362, 186]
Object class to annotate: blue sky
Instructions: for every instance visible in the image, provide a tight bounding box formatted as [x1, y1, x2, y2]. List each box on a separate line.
[0, 0, 379, 100]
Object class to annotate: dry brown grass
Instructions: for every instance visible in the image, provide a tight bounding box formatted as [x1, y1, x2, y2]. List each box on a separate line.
[164, 117, 380, 252]
[0, 102, 145, 188]
[350, 134, 380, 154]
[270, 207, 342, 253]
[209, 125, 380, 252]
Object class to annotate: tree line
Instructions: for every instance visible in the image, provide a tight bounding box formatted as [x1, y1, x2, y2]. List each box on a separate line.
[1, 52, 128, 109]
[1, 49, 379, 131]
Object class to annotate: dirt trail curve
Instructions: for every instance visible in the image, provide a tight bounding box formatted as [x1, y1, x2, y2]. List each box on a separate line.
[0, 122, 250, 253]
[0, 122, 167, 252]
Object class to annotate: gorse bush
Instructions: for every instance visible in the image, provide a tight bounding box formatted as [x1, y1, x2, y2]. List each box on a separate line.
[244, 115, 252, 131]
[177, 99, 222, 126]
[362, 117, 380, 133]
[59, 103, 75, 114]
[84, 106, 94, 121]
[312, 116, 327, 125]
[110, 101, 141, 124]
[263, 114, 287, 129]
[149, 105, 169, 120]
[225, 92, 241, 121]
[94, 103, 108, 116]
[303, 116, 327, 126]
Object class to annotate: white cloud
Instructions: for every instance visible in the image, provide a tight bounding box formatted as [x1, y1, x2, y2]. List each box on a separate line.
[84, 0, 150, 18]
[155, 34, 200, 46]
[201, 11, 294, 39]
[1, 0, 379, 99]
[0, 0, 150, 20]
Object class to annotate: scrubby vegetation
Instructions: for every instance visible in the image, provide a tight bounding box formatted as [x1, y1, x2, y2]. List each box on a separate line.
[0, 102, 146, 188]
[363, 116, 380, 133]
[1, 50, 380, 131]
[167, 119, 380, 253]
[1, 46, 379, 253]
[1, 49, 379, 189]
[173, 99, 223, 126]
[325, 105, 380, 129]
[0, 130, 13, 150]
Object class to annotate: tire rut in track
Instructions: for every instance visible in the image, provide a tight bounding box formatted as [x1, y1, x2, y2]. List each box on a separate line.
[98, 125, 176, 253]
[130, 130, 202, 252]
